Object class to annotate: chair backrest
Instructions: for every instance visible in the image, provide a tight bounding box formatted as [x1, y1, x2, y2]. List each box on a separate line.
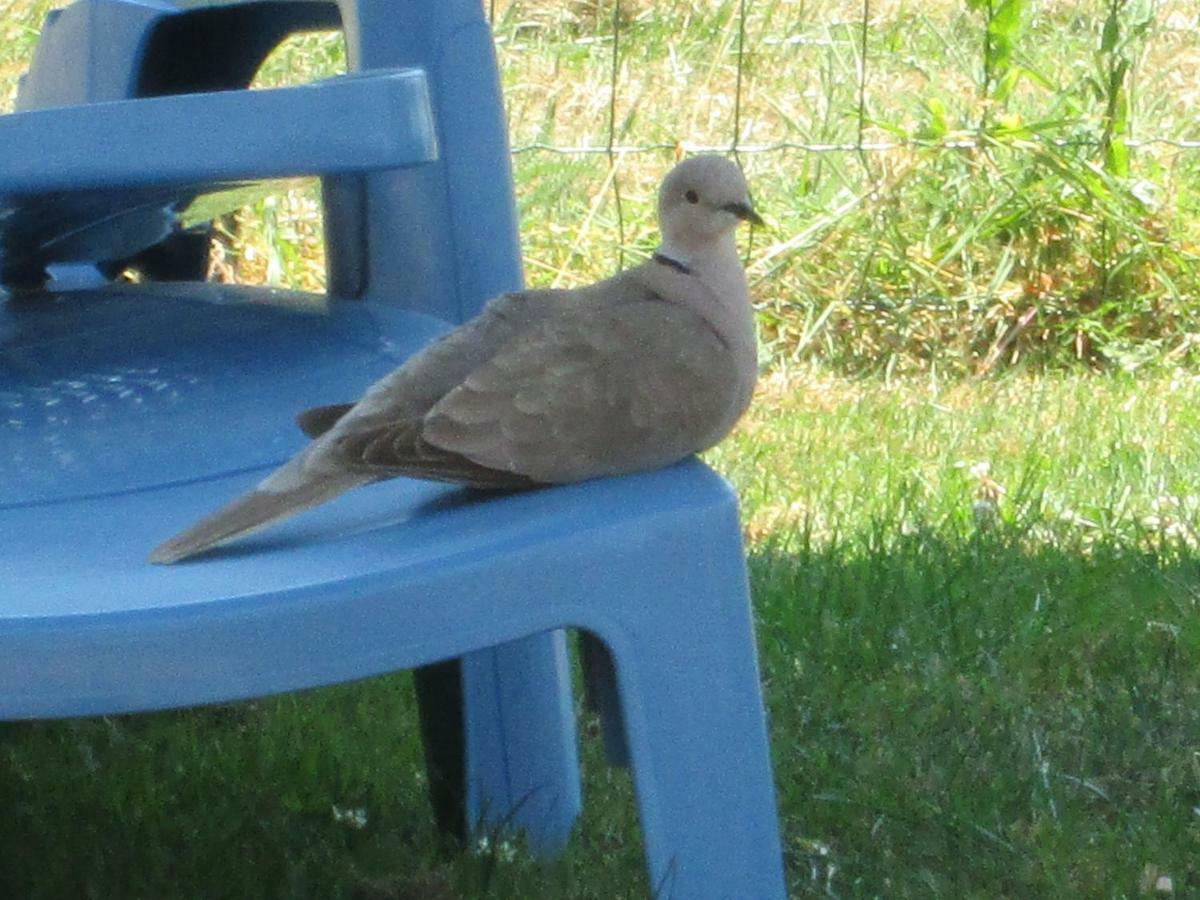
[1, 0, 523, 501]
[328, 0, 525, 323]
[11, 0, 523, 325]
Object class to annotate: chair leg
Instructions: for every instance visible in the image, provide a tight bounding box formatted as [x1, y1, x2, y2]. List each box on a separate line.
[413, 659, 466, 842]
[594, 537, 786, 899]
[462, 630, 582, 856]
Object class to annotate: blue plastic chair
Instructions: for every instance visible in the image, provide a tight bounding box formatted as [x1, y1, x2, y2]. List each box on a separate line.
[0, 1, 786, 896]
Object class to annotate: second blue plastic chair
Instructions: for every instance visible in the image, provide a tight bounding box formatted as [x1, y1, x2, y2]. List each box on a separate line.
[0, 1, 786, 895]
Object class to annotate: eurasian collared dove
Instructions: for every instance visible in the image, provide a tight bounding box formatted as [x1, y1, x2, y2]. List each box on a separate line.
[149, 155, 761, 564]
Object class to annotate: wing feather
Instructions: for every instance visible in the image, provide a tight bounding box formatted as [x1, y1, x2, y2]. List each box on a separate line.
[422, 300, 743, 483]
[297, 280, 749, 489]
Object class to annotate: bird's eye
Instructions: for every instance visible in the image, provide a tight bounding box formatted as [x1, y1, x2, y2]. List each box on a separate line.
[685, 189, 700, 204]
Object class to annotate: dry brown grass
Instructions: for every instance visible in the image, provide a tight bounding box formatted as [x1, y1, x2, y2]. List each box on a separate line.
[5, 0, 1200, 372]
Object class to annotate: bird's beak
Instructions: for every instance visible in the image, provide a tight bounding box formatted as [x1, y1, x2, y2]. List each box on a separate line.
[724, 201, 764, 227]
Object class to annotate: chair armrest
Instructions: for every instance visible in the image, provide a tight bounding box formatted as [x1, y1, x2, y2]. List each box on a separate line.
[0, 68, 437, 196]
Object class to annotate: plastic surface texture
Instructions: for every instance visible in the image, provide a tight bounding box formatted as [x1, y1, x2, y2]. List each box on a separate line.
[0, 0, 785, 895]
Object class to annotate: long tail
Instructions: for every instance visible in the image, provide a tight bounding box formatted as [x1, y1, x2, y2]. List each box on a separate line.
[148, 460, 367, 565]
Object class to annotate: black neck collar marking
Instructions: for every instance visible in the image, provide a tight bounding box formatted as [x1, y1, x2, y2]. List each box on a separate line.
[653, 252, 692, 276]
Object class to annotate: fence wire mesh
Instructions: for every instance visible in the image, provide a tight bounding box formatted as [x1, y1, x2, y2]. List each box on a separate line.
[488, 0, 1200, 371]
[4, 0, 1200, 371]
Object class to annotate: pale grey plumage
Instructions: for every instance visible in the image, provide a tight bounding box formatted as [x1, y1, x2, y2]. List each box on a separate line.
[149, 155, 761, 564]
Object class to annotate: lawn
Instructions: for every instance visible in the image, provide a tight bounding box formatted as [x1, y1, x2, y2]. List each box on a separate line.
[4, 0, 1200, 897]
[4, 371, 1200, 897]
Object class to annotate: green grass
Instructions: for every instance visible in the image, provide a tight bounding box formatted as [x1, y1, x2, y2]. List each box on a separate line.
[6, 371, 1200, 897]
[713, 369, 1200, 897]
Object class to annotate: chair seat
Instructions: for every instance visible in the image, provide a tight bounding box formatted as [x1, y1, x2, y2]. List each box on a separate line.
[1, 284, 445, 503]
[2, 425, 717, 719]
[0, 284, 731, 719]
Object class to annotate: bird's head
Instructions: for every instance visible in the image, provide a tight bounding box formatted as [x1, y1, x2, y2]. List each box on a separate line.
[657, 155, 762, 251]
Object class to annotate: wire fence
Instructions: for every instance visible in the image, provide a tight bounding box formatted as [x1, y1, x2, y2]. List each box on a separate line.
[481, 0, 1200, 370]
[494, 0, 1200, 153]
[488, 0, 1200, 243]
[7, 0, 1196, 367]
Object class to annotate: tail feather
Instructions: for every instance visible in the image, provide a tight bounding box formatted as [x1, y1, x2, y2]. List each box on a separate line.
[296, 402, 355, 439]
[149, 471, 366, 565]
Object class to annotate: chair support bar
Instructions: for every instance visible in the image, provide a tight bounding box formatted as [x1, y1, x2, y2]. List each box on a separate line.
[0, 69, 437, 196]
